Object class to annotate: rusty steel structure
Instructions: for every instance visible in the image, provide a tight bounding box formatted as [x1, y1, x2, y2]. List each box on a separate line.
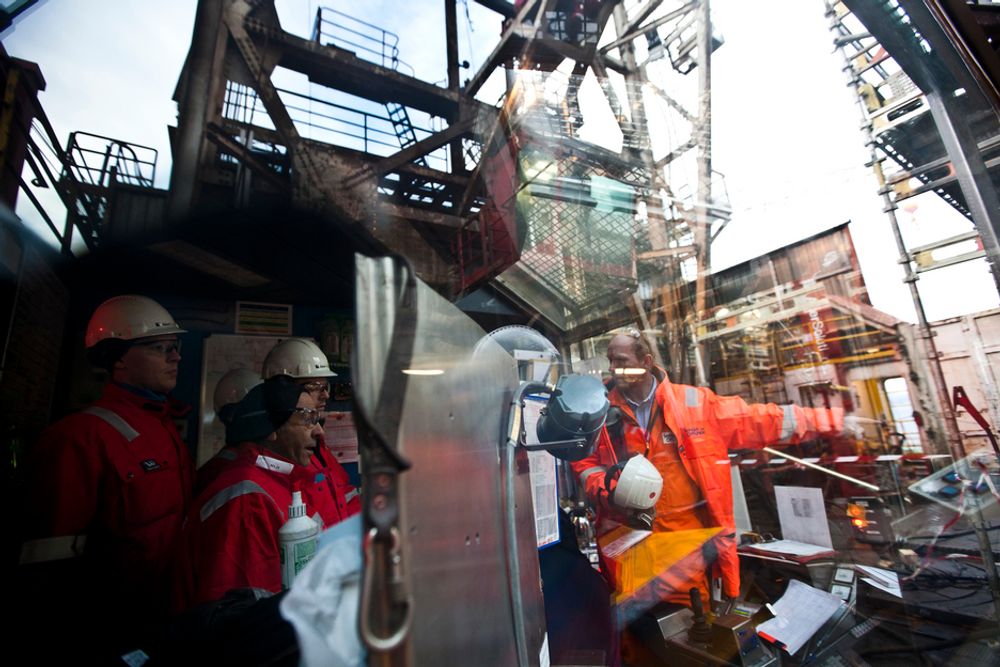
[155, 1, 724, 366]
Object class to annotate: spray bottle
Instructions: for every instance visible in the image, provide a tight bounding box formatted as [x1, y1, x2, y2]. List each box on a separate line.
[279, 484, 319, 589]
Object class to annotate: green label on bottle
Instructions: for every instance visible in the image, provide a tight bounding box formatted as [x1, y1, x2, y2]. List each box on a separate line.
[293, 538, 317, 575]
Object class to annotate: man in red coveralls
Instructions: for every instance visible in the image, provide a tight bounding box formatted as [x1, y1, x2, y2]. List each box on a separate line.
[22, 294, 193, 662]
[262, 337, 360, 525]
[174, 375, 329, 609]
[570, 330, 845, 658]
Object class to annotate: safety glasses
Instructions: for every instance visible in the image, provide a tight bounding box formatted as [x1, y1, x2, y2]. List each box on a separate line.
[301, 380, 331, 396]
[134, 339, 182, 356]
[291, 407, 324, 427]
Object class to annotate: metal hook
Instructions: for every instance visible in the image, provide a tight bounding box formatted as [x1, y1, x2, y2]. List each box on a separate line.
[360, 526, 413, 652]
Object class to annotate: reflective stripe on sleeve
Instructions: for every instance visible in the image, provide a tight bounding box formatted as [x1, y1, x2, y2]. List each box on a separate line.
[200, 480, 276, 522]
[579, 466, 604, 485]
[20, 535, 88, 564]
[780, 405, 797, 441]
[82, 406, 139, 442]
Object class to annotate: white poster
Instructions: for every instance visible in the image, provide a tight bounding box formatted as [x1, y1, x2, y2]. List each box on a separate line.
[523, 395, 560, 548]
[323, 410, 359, 464]
[774, 485, 833, 549]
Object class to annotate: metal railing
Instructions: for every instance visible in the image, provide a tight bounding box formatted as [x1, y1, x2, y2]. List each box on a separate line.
[1, 59, 155, 254]
[220, 80, 447, 169]
[17, 113, 78, 249]
[63, 132, 157, 190]
[311, 6, 415, 76]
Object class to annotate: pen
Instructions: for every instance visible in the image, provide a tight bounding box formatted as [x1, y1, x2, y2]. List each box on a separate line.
[859, 567, 894, 588]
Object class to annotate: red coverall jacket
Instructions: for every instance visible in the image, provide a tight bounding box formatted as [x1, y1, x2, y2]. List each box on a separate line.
[28, 381, 193, 614]
[196, 434, 360, 529]
[174, 441, 357, 610]
[570, 368, 843, 602]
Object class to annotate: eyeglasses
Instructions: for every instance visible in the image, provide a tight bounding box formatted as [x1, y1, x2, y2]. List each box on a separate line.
[301, 380, 331, 396]
[135, 340, 182, 356]
[292, 407, 324, 427]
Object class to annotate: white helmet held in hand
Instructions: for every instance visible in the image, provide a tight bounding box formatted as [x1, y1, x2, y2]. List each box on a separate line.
[213, 368, 263, 413]
[262, 338, 337, 379]
[85, 295, 186, 348]
[612, 454, 663, 510]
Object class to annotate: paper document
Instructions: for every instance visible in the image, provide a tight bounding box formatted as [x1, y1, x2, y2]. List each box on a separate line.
[745, 540, 834, 557]
[756, 579, 844, 655]
[857, 565, 902, 598]
[774, 485, 833, 548]
[601, 528, 653, 558]
[323, 411, 359, 464]
[523, 397, 560, 548]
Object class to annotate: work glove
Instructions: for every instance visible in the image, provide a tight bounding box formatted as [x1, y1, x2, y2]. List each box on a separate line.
[604, 461, 657, 530]
[604, 460, 626, 506]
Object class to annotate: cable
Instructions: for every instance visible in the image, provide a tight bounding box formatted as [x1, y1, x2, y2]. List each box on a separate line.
[858, 627, 998, 657]
[904, 523, 1000, 540]
[460, 0, 477, 74]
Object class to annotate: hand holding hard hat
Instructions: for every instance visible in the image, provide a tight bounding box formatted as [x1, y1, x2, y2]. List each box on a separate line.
[605, 454, 662, 510]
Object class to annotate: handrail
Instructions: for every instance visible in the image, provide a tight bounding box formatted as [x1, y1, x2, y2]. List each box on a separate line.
[220, 80, 448, 168]
[7, 83, 111, 252]
[311, 6, 416, 76]
[64, 131, 157, 189]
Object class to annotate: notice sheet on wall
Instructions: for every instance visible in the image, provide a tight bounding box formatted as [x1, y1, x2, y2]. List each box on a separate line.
[523, 395, 559, 548]
[774, 485, 833, 549]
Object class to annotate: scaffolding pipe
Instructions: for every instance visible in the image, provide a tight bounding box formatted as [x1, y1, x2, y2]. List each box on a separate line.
[693, 0, 712, 386]
[826, 6, 1000, 638]
[825, 2, 958, 457]
[445, 0, 465, 173]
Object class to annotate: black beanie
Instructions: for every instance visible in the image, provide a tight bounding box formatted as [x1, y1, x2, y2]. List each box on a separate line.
[225, 377, 307, 446]
[225, 384, 274, 446]
[263, 375, 308, 430]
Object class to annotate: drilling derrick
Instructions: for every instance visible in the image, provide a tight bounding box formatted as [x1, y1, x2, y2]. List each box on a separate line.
[166, 0, 724, 373]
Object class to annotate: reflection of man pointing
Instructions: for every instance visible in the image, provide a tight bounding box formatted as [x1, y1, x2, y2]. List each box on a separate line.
[570, 330, 844, 612]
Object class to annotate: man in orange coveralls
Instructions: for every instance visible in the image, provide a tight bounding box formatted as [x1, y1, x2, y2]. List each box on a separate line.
[571, 330, 844, 627]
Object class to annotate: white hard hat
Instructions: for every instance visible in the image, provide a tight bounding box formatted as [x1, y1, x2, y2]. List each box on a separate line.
[612, 454, 663, 511]
[85, 295, 186, 349]
[261, 338, 337, 380]
[213, 368, 263, 413]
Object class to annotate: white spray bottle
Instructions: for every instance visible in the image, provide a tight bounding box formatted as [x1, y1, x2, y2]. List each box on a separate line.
[279, 485, 319, 589]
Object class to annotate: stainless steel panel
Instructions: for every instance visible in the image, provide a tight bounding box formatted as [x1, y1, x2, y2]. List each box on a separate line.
[355, 254, 547, 666]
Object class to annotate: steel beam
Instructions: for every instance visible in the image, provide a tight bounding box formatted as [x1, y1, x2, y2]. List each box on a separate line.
[204, 123, 290, 192]
[472, 0, 516, 19]
[464, 0, 544, 97]
[380, 201, 466, 229]
[925, 91, 1000, 294]
[168, 0, 227, 221]
[349, 118, 474, 183]
[445, 0, 465, 173]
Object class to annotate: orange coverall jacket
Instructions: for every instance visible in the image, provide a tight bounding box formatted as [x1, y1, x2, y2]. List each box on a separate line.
[570, 368, 844, 602]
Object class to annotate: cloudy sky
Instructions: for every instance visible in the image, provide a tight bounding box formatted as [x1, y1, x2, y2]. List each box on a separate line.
[4, 0, 996, 322]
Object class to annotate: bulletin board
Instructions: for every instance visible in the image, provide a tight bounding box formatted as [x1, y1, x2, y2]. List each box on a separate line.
[197, 334, 285, 467]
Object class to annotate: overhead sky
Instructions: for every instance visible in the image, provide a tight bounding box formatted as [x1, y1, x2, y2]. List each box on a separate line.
[4, 0, 997, 322]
